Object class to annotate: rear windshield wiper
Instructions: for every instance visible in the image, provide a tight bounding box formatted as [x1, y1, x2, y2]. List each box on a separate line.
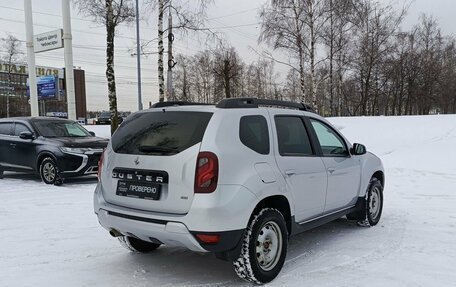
[138, 145, 178, 154]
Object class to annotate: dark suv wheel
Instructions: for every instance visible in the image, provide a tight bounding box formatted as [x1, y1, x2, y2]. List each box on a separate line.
[39, 157, 59, 185]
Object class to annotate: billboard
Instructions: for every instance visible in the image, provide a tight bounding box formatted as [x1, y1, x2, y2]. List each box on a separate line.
[27, 75, 59, 100]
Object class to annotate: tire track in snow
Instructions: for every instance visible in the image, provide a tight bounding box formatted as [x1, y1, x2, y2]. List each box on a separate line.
[279, 213, 406, 278]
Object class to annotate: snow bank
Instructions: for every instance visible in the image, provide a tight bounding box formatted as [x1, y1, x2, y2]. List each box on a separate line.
[84, 125, 111, 139]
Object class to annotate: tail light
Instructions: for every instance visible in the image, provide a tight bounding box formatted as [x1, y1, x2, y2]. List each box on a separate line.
[194, 151, 218, 193]
[97, 149, 105, 181]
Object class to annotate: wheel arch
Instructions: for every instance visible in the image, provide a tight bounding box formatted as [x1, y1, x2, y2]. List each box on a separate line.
[358, 152, 385, 197]
[251, 195, 292, 236]
[36, 151, 57, 171]
[372, 170, 385, 186]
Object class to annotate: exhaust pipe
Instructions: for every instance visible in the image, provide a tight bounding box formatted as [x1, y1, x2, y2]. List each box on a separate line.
[109, 229, 123, 237]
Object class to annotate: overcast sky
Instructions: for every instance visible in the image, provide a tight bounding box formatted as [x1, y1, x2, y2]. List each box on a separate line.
[0, 0, 455, 112]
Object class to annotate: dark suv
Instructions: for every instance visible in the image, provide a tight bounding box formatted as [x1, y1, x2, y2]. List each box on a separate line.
[96, 111, 123, 125]
[0, 117, 108, 185]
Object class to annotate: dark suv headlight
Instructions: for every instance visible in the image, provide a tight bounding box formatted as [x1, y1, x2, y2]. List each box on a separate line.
[60, 147, 103, 155]
[60, 147, 90, 154]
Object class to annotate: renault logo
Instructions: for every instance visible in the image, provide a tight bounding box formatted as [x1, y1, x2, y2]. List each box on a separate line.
[134, 157, 140, 165]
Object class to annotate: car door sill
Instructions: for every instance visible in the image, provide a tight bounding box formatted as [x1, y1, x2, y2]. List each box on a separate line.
[0, 162, 33, 170]
[291, 205, 357, 235]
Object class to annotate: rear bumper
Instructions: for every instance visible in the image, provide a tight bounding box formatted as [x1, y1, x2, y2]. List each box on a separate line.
[94, 182, 256, 253]
[97, 209, 208, 252]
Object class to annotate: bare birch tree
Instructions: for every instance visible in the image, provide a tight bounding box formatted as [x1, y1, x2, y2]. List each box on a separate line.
[73, 0, 135, 134]
[323, 0, 353, 116]
[260, 0, 307, 102]
[144, 0, 213, 102]
[350, 0, 406, 115]
[1, 35, 22, 118]
[260, 0, 328, 110]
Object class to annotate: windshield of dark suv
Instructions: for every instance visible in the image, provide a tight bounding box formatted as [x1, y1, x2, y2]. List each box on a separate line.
[100, 112, 110, 118]
[33, 120, 92, 138]
[112, 111, 213, 155]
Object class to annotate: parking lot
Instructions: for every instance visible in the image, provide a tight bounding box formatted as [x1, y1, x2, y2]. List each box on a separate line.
[1, 116, 455, 286]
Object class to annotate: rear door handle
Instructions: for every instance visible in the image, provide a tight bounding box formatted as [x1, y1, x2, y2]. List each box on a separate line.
[327, 168, 336, 174]
[10, 143, 16, 148]
[285, 169, 296, 176]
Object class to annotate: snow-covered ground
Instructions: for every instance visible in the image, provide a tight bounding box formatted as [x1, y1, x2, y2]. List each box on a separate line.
[1, 116, 455, 286]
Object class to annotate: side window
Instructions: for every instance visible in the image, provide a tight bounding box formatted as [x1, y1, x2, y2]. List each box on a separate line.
[0, 123, 13, 135]
[14, 123, 31, 136]
[239, 115, 270, 155]
[275, 116, 313, 156]
[310, 119, 349, 157]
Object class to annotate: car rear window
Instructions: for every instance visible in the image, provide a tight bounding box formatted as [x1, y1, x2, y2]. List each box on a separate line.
[111, 111, 213, 155]
[239, 115, 269, 154]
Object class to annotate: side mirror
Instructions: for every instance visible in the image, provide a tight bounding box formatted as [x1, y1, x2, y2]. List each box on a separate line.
[89, 131, 96, 137]
[19, 131, 34, 140]
[352, 143, 366, 155]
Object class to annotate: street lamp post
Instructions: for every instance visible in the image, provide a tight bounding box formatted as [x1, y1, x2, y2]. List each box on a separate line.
[135, 0, 143, 110]
[62, 0, 76, 121]
[24, 0, 38, 117]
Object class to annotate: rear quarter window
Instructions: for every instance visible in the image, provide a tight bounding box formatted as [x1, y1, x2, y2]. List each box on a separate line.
[239, 115, 270, 155]
[111, 111, 213, 155]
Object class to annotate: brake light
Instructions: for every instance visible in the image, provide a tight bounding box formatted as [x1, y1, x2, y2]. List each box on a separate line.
[97, 149, 105, 181]
[194, 152, 218, 193]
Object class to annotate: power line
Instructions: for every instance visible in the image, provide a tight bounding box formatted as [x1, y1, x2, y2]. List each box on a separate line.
[206, 23, 260, 30]
[206, 8, 258, 21]
[0, 4, 97, 23]
[209, 18, 259, 41]
[0, 17, 137, 40]
[35, 54, 157, 71]
[85, 72, 158, 82]
[0, 30, 135, 53]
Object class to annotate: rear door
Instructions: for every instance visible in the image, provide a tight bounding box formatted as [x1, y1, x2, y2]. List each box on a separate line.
[308, 118, 361, 212]
[11, 122, 37, 170]
[0, 122, 15, 168]
[101, 110, 213, 214]
[271, 112, 328, 222]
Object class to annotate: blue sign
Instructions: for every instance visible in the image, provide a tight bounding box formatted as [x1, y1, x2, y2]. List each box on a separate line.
[37, 76, 57, 99]
[27, 76, 58, 100]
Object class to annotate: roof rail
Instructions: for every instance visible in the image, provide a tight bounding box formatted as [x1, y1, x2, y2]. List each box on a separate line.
[216, 98, 315, 113]
[150, 101, 213, 108]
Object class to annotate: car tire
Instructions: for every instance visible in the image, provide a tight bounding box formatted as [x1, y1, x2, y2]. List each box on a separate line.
[233, 208, 288, 284]
[39, 157, 59, 185]
[118, 236, 161, 253]
[0, 166, 4, 179]
[348, 177, 383, 227]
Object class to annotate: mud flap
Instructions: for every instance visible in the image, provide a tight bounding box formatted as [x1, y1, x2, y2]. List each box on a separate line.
[346, 195, 368, 221]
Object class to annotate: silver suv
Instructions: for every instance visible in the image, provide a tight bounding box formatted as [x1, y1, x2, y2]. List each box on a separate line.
[94, 98, 384, 284]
